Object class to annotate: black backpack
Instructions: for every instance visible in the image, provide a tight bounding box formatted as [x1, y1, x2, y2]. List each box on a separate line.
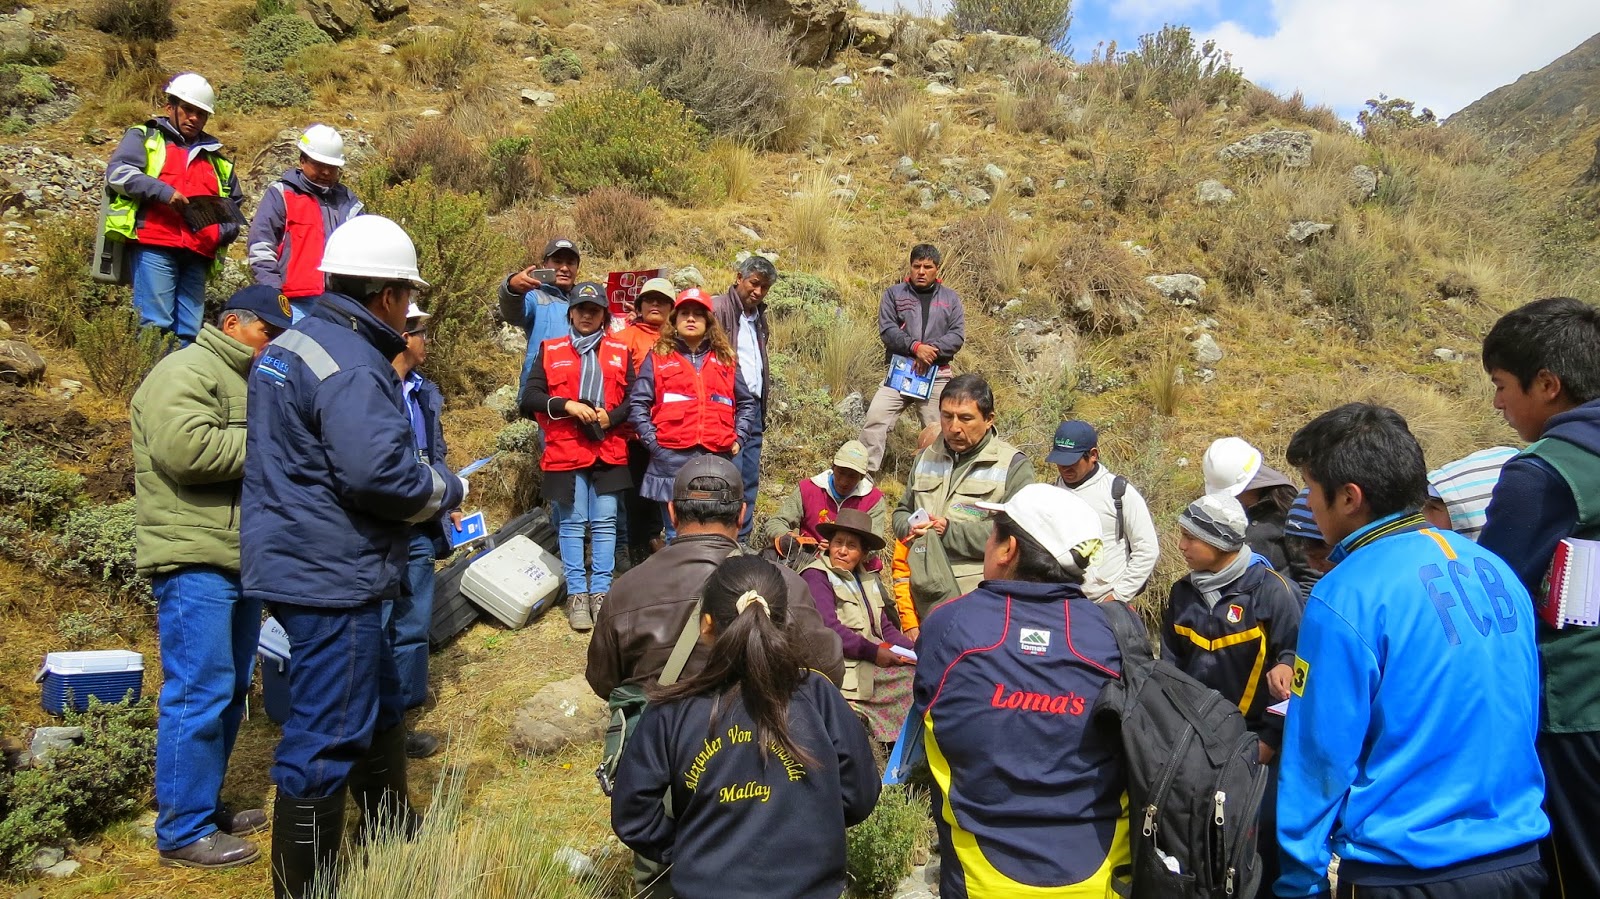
[1092, 600, 1269, 899]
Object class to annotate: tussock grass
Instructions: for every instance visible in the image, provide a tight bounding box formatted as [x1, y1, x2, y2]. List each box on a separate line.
[885, 98, 941, 160]
[709, 139, 757, 202]
[397, 28, 484, 89]
[942, 211, 1022, 308]
[789, 170, 841, 266]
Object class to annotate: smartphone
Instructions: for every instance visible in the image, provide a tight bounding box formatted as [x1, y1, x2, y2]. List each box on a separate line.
[529, 267, 558, 283]
[908, 508, 930, 527]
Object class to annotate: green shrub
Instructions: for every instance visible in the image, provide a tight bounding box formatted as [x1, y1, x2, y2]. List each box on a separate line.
[0, 698, 157, 874]
[846, 785, 930, 898]
[254, 0, 296, 21]
[487, 135, 539, 211]
[765, 270, 841, 325]
[495, 418, 541, 454]
[540, 48, 582, 84]
[356, 169, 519, 400]
[55, 499, 141, 589]
[219, 71, 311, 111]
[950, 0, 1071, 47]
[0, 64, 54, 109]
[1123, 24, 1242, 105]
[537, 88, 712, 202]
[242, 14, 331, 70]
[73, 309, 176, 399]
[617, 7, 807, 150]
[0, 444, 84, 529]
[0, 217, 124, 345]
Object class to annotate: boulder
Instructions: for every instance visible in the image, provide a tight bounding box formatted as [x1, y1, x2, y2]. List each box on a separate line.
[671, 265, 705, 288]
[509, 675, 608, 755]
[848, 14, 895, 55]
[1017, 176, 1036, 197]
[1191, 333, 1223, 365]
[1286, 221, 1333, 243]
[43, 860, 80, 879]
[1196, 179, 1235, 205]
[836, 391, 865, 427]
[29, 848, 64, 873]
[1069, 289, 1145, 336]
[1145, 274, 1207, 307]
[925, 39, 964, 74]
[303, 0, 366, 38]
[982, 163, 1007, 189]
[1218, 128, 1314, 169]
[0, 18, 32, 58]
[1433, 347, 1463, 363]
[727, 0, 847, 66]
[360, 0, 408, 21]
[892, 156, 920, 182]
[519, 89, 557, 107]
[925, 82, 955, 97]
[0, 338, 45, 385]
[965, 31, 1042, 73]
[1349, 164, 1379, 200]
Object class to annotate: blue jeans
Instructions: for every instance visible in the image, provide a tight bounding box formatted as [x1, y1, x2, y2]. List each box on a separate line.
[381, 530, 435, 710]
[734, 429, 764, 541]
[131, 244, 208, 345]
[550, 470, 618, 595]
[153, 567, 262, 851]
[270, 602, 404, 800]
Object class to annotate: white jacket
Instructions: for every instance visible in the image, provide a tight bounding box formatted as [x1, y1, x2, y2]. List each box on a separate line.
[1058, 465, 1159, 601]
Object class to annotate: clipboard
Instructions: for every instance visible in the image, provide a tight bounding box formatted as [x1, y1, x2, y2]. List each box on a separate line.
[882, 710, 927, 785]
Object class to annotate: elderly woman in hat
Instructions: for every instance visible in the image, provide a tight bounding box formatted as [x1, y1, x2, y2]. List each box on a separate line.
[800, 508, 915, 743]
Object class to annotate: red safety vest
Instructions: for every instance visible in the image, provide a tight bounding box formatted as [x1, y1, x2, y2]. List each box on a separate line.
[536, 336, 632, 471]
[279, 188, 329, 298]
[651, 350, 737, 452]
[136, 140, 224, 258]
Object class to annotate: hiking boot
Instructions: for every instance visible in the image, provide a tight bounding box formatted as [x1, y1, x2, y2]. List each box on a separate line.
[567, 593, 593, 632]
[588, 592, 607, 622]
[404, 730, 440, 759]
[215, 803, 269, 836]
[159, 831, 260, 869]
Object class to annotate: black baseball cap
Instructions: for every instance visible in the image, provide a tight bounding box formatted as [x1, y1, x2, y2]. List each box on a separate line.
[541, 237, 580, 261]
[672, 454, 743, 502]
[222, 284, 293, 330]
[571, 281, 606, 309]
[1047, 420, 1098, 465]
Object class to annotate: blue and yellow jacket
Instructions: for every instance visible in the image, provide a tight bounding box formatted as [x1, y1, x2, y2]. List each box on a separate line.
[911, 579, 1130, 898]
[1275, 512, 1548, 897]
[1162, 556, 1300, 747]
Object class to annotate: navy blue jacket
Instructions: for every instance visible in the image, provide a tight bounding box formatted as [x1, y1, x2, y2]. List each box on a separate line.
[1480, 400, 1600, 593]
[910, 579, 1129, 897]
[241, 293, 465, 608]
[405, 370, 453, 549]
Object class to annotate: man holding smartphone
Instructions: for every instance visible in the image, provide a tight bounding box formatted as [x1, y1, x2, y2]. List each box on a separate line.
[499, 236, 580, 390]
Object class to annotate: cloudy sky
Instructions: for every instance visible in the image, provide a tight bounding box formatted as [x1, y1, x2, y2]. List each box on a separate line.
[864, 0, 1600, 118]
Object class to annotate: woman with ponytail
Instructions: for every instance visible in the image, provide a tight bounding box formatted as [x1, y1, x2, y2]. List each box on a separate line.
[611, 556, 879, 899]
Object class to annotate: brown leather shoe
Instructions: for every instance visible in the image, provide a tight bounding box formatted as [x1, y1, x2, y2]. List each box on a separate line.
[216, 804, 269, 836]
[158, 831, 260, 869]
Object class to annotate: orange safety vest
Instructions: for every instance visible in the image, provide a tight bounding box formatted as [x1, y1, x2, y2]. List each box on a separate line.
[650, 350, 737, 453]
[535, 335, 632, 471]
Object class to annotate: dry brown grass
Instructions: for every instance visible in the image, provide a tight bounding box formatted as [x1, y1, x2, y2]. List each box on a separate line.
[497, 202, 568, 263]
[941, 211, 1022, 308]
[383, 117, 489, 194]
[708, 138, 757, 202]
[788, 170, 841, 266]
[884, 98, 942, 160]
[571, 186, 658, 260]
[1048, 231, 1156, 335]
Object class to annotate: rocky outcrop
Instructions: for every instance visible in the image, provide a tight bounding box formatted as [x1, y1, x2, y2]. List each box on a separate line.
[303, 0, 366, 38]
[721, 0, 846, 66]
[1218, 129, 1314, 169]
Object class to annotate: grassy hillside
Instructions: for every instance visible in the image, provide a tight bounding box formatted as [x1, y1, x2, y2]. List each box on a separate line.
[0, 0, 1597, 894]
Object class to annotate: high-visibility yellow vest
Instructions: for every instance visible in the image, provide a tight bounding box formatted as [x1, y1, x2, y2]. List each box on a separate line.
[104, 124, 235, 241]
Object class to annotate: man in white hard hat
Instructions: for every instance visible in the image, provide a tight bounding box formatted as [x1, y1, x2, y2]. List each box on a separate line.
[105, 72, 244, 345]
[247, 124, 364, 322]
[241, 215, 466, 899]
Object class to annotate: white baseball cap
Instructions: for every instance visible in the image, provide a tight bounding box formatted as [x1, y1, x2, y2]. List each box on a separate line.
[976, 483, 1104, 575]
[1202, 437, 1263, 497]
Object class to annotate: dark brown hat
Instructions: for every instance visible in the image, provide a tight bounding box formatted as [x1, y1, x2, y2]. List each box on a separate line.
[816, 508, 885, 553]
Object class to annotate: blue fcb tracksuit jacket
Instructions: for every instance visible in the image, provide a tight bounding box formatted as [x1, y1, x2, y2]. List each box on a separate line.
[910, 579, 1130, 898]
[1275, 512, 1548, 897]
[241, 292, 464, 608]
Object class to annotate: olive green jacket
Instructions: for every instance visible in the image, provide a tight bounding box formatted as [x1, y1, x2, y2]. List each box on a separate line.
[131, 324, 253, 577]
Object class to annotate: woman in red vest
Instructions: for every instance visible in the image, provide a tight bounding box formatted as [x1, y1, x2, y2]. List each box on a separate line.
[627, 288, 757, 538]
[519, 282, 634, 633]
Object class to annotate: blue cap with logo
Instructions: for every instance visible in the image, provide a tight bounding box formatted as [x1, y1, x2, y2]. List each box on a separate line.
[222, 284, 294, 331]
[570, 280, 606, 309]
[1047, 420, 1098, 465]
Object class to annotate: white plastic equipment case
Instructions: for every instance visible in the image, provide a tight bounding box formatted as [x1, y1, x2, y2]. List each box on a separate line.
[460, 534, 564, 629]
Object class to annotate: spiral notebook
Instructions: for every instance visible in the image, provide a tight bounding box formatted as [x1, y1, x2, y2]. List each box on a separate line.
[1541, 538, 1600, 629]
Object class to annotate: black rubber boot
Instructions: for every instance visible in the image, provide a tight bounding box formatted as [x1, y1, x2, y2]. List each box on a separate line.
[348, 726, 421, 843]
[270, 789, 346, 899]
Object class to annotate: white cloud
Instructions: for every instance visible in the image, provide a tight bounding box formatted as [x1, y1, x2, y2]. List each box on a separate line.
[1202, 0, 1600, 117]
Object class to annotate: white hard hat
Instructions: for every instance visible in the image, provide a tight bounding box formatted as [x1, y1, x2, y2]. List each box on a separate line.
[405, 301, 431, 323]
[318, 215, 429, 288]
[976, 483, 1105, 576]
[298, 124, 346, 167]
[163, 73, 216, 115]
[1202, 437, 1264, 497]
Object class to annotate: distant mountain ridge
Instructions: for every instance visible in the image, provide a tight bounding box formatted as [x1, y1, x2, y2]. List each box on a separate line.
[1450, 31, 1600, 186]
